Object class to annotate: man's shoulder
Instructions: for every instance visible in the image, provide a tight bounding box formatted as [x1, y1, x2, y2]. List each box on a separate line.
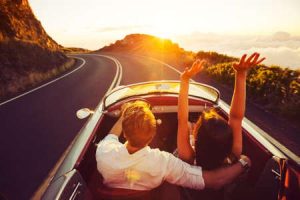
[96, 134, 123, 155]
[146, 147, 175, 161]
[98, 134, 120, 146]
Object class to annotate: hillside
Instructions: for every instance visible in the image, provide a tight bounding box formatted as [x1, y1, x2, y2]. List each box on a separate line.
[98, 33, 195, 67]
[0, 0, 71, 99]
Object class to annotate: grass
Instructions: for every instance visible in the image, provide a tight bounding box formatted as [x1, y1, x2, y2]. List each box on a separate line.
[0, 58, 76, 101]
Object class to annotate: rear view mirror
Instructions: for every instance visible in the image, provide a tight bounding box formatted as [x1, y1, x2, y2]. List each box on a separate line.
[76, 108, 94, 119]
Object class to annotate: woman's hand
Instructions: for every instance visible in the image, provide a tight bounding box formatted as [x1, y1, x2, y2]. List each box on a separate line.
[181, 59, 206, 80]
[233, 53, 265, 74]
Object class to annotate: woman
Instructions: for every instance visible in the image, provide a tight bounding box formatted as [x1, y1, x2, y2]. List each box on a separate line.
[177, 53, 265, 198]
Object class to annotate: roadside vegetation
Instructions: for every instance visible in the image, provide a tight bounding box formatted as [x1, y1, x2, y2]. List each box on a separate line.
[195, 51, 300, 121]
[61, 47, 91, 53]
[0, 57, 75, 100]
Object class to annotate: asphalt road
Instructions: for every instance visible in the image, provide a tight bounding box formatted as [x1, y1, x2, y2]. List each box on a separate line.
[0, 53, 299, 199]
[0, 55, 118, 199]
[0, 53, 183, 200]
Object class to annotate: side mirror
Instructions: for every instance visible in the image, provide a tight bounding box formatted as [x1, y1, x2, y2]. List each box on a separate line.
[76, 108, 95, 119]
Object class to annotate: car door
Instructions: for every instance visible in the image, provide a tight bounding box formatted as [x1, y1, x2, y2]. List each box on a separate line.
[279, 160, 300, 200]
[42, 169, 92, 200]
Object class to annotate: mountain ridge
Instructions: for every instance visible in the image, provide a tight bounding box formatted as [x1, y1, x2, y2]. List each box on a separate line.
[98, 33, 195, 67]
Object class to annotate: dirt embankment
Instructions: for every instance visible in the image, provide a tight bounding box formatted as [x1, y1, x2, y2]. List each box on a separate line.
[0, 0, 72, 100]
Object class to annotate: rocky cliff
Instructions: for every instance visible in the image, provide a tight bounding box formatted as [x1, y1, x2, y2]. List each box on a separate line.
[0, 0, 69, 98]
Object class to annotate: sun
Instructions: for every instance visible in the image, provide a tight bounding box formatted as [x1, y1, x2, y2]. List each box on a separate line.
[148, 25, 180, 39]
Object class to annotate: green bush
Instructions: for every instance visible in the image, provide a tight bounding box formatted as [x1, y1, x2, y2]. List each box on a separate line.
[196, 51, 300, 120]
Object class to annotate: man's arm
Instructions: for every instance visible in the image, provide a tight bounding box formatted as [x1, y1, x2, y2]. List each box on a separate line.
[164, 152, 251, 190]
[109, 103, 129, 137]
[202, 155, 251, 190]
[229, 53, 265, 157]
[177, 60, 205, 163]
[109, 116, 123, 137]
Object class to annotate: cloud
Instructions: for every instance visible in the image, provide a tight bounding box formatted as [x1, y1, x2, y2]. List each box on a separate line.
[243, 47, 300, 69]
[175, 32, 300, 70]
[272, 31, 291, 41]
[270, 31, 300, 42]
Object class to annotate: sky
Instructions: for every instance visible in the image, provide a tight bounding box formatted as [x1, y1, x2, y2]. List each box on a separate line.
[29, 0, 300, 69]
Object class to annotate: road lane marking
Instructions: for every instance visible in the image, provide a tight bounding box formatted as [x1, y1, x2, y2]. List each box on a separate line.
[73, 54, 123, 92]
[94, 54, 123, 92]
[31, 54, 123, 199]
[0, 57, 86, 107]
[145, 56, 183, 75]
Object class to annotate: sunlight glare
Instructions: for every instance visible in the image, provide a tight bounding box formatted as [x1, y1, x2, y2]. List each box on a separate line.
[151, 26, 177, 39]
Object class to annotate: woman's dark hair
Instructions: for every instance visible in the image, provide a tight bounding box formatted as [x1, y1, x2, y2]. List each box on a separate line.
[194, 109, 233, 170]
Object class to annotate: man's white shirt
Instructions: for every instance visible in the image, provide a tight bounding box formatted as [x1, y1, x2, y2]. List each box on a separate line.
[96, 134, 205, 190]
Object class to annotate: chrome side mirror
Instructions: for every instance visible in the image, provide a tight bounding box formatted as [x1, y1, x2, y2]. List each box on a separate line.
[76, 108, 95, 119]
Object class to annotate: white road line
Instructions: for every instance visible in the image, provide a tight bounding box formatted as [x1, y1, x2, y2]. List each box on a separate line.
[0, 57, 86, 107]
[93, 54, 123, 92]
[31, 54, 123, 199]
[145, 56, 183, 75]
[0, 54, 124, 107]
[141, 55, 196, 82]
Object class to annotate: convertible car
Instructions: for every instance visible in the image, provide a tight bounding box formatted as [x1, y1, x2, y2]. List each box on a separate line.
[41, 81, 300, 200]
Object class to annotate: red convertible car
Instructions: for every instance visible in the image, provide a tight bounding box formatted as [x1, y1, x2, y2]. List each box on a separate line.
[41, 81, 300, 200]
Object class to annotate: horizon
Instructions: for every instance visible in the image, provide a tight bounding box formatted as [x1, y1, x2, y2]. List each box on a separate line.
[29, 0, 300, 69]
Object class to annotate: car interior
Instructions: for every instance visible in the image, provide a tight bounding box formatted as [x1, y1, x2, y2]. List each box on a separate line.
[74, 95, 299, 200]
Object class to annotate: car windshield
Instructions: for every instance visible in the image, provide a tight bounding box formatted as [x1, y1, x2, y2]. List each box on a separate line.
[104, 81, 219, 109]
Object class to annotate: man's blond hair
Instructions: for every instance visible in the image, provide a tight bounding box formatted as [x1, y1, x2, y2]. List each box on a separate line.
[122, 100, 156, 148]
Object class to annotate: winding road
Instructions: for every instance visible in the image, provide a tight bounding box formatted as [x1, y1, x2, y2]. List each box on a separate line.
[0, 53, 182, 200]
[0, 53, 299, 200]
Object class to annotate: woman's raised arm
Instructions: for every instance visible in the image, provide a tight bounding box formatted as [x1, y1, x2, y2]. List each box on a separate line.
[177, 60, 206, 163]
[229, 53, 265, 157]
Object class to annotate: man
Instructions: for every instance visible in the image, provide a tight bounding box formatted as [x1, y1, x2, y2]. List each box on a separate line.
[96, 100, 251, 191]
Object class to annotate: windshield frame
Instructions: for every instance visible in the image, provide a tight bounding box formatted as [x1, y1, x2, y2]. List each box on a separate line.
[103, 80, 220, 110]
